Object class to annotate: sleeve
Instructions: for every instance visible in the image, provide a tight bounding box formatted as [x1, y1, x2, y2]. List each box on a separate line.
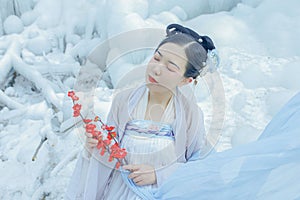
[186, 107, 206, 160]
[65, 94, 121, 199]
[82, 147, 92, 160]
[155, 107, 206, 187]
[65, 148, 92, 199]
[105, 92, 124, 143]
[155, 149, 202, 187]
[71, 105, 116, 164]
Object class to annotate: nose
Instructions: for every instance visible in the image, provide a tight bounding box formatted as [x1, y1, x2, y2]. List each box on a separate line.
[152, 64, 161, 76]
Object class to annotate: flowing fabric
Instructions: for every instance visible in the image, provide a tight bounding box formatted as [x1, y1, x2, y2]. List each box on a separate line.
[152, 91, 300, 200]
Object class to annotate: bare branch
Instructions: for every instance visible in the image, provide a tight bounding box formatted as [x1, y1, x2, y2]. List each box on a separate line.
[32, 137, 48, 161]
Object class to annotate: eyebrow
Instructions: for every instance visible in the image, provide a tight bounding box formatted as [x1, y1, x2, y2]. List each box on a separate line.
[156, 50, 181, 70]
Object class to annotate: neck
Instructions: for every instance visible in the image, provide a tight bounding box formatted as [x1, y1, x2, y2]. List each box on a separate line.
[148, 90, 173, 107]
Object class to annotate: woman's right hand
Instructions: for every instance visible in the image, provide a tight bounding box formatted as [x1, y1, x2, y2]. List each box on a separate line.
[85, 132, 98, 150]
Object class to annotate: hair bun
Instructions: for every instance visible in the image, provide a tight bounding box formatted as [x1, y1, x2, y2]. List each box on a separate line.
[199, 36, 215, 51]
[166, 23, 216, 52]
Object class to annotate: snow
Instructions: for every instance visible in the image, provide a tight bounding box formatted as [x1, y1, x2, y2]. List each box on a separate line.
[0, 0, 299, 199]
[0, 0, 34, 34]
[3, 15, 24, 34]
[26, 36, 52, 55]
[21, 11, 38, 26]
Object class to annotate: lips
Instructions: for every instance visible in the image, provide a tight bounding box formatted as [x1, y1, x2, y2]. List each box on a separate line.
[148, 75, 158, 83]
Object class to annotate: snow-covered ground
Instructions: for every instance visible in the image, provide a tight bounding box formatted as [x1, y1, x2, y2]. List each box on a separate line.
[0, 0, 299, 199]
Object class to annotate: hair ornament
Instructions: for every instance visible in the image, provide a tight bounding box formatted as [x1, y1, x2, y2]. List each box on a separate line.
[207, 49, 220, 73]
[166, 23, 220, 76]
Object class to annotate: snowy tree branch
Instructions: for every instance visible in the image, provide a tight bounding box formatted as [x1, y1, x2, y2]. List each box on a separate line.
[0, 39, 21, 86]
[0, 89, 23, 109]
[12, 54, 63, 110]
[0, 107, 26, 122]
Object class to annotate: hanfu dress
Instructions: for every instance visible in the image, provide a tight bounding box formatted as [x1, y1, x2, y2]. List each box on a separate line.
[65, 84, 206, 200]
[66, 85, 300, 199]
[102, 88, 177, 199]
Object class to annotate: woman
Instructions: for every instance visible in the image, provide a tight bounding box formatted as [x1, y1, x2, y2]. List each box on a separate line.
[65, 24, 218, 199]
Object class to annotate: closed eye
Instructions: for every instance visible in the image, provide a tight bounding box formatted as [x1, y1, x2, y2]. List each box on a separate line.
[154, 50, 181, 73]
[167, 65, 177, 72]
[154, 51, 161, 59]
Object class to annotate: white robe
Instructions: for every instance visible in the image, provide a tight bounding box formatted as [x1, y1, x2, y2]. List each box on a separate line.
[66, 85, 300, 199]
[65, 84, 206, 200]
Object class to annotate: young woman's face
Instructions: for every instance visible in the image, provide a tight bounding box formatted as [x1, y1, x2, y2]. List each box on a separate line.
[145, 43, 192, 93]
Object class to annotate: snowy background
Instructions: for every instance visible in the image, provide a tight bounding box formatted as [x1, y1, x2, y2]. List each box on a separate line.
[0, 0, 299, 199]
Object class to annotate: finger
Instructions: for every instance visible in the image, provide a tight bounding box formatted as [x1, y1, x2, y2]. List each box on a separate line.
[128, 172, 141, 179]
[132, 176, 143, 184]
[123, 164, 140, 172]
[86, 143, 96, 149]
[87, 143, 97, 148]
[87, 138, 98, 143]
[86, 143, 97, 148]
[85, 132, 93, 138]
[135, 180, 146, 186]
[86, 139, 98, 149]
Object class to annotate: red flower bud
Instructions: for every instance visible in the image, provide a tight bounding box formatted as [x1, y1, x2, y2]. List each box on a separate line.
[105, 126, 115, 131]
[71, 95, 79, 101]
[83, 119, 92, 124]
[85, 124, 96, 133]
[68, 91, 75, 97]
[68, 91, 79, 101]
[103, 139, 111, 146]
[73, 111, 80, 117]
[110, 144, 127, 159]
[72, 104, 81, 111]
[108, 155, 113, 162]
[100, 148, 106, 156]
[92, 130, 102, 137]
[94, 116, 100, 122]
[101, 125, 107, 130]
[115, 161, 121, 169]
[107, 131, 117, 140]
[68, 90, 127, 166]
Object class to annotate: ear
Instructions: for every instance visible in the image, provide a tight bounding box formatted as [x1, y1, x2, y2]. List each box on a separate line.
[179, 77, 193, 86]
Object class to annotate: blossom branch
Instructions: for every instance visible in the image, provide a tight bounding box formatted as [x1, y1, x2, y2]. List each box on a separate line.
[68, 91, 127, 169]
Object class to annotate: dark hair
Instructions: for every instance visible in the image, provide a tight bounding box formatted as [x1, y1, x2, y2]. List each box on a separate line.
[156, 24, 216, 79]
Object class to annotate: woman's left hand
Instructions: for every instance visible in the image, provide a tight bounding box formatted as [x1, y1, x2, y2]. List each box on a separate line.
[122, 164, 157, 186]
